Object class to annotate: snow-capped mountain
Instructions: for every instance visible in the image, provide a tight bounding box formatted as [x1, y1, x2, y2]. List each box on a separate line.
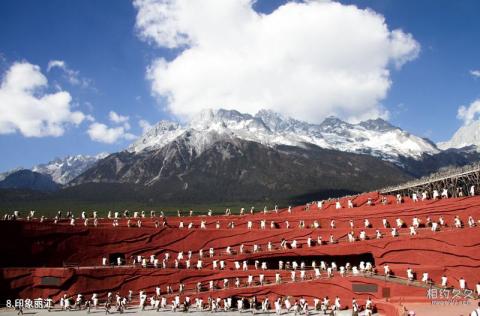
[1, 108, 441, 191]
[438, 120, 480, 151]
[31, 153, 108, 184]
[73, 128, 413, 200]
[59, 109, 480, 202]
[129, 108, 439, 163]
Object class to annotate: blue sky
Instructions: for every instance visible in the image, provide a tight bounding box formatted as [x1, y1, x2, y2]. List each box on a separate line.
[0, 0, 479, 172]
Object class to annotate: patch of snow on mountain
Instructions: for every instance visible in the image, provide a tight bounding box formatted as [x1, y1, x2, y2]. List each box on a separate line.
[129, 121, 185, 152]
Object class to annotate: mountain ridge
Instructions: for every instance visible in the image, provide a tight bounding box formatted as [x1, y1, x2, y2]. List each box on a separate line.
[0, 169, 59, 192]
[129, 108, 440, 163]
[30, 153, 109, 185]
[70, 137, 413, 202]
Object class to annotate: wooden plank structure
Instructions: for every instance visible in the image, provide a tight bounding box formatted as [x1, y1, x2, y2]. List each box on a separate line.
[380, 162, 480, 197]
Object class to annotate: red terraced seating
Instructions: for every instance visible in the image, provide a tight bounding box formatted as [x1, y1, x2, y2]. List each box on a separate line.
[1, 192, 480, 315]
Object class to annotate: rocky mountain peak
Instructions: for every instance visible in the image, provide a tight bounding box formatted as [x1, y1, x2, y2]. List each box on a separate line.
[319, 116, 351, 131]
[254, 109, 307, 133]
[190, 108, 266, 131]
[359, 118, 397, 132]
[31, 153, 108, 185]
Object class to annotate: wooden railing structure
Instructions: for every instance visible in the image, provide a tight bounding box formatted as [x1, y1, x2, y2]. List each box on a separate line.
[379, 162, 480, 197]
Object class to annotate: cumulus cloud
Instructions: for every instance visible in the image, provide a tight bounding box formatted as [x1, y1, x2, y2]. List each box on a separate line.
[457, 99, 480, 125]
[470, 70, 480, 78]
[134, 0, 420, 123]
[87, 111, 135, 144]
[87, 122, 136, 144]
[109, 110, 129, 123]
[47, 59, 91, 88]
[139, 119, 153, 133]
[0, 61, 86, 137]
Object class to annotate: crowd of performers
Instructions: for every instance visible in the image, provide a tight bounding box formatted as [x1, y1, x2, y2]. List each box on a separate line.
[92, 209, 479, 294]
[36, 291, 373, 315]
[103, 254, 480, 299]
[4, 185, 480, 316]
[1, 185, 477, 223]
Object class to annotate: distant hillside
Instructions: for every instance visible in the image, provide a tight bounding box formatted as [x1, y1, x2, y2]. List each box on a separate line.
[0, 170, 59, 192]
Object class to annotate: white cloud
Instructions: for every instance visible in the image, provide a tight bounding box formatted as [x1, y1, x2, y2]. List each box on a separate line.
[134, 0, 420, 123]
[87, 122, 136, 144]
[457, 99, 480, 125]
[87, 111, 136, 144]
[139, 119, 153, 133]
[47, 59, 91, 88]
[0, 61, 86, 137]
[47, 60, 66, 71]
[109, 111, 130, 124]
[470, 70, 480, 78]
[109, 110, 131, 130]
